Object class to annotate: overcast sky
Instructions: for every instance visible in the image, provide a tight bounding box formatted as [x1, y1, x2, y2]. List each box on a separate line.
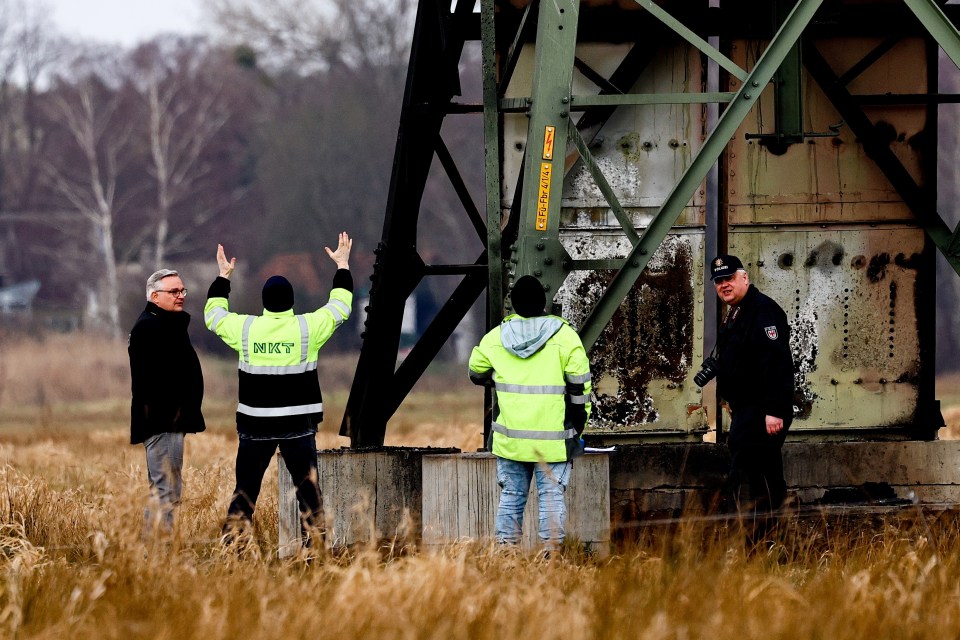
[46, 0, 210, 47]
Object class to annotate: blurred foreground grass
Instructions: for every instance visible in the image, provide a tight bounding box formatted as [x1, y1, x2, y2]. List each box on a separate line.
[0, 331, 960, 638]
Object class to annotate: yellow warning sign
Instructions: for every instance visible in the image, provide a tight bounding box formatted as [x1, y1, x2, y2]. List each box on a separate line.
[543, 125, 556, 160]
[536, 162, 551, 231]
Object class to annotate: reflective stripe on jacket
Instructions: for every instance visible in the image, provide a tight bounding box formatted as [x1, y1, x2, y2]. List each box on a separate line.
[468, 314, 592, 463]
[204, 286, 352, 433]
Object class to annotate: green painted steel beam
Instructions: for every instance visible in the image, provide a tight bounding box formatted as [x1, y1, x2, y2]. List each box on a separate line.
[481, 0, 504, 328]
[569, 259, 623, 270]
[948, 221, 960, 257]
[501, 92, 735, 111]
[773, 0, 804, 144]
[838, 36, 901, 87]
[567, 124, 640, 246]
[498, 97, 534, 113]
[434, 136, 487, 245]
[513, 0, 580, 300]
[498, 0, 538, 99]
[578, 0, 825, 350]
[803, 41, 960, 277]
[907, 0, 960, 273]
[903, 0, 960, 72]
[570, 92, 735, 107]
[633, 0, 747, 82]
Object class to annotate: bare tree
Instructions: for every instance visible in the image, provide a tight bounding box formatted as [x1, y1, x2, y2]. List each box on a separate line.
[206, 0, 486, 300]
[41, 55, 138, 338]
[10, 0, 62, 211]
[207, 0, 414, 76]
[131, 37, 236, 269]
[207, 0, 417, 253]
[206, 0, 330, 72]
[0, 0, 64, 285]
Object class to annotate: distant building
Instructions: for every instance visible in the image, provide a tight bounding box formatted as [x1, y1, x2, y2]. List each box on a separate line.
[0, 280, 40, 313]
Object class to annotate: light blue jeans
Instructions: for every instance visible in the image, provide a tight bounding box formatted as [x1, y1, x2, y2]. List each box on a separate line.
[495, 457, 572, 550]
[143, 432, 185, 533]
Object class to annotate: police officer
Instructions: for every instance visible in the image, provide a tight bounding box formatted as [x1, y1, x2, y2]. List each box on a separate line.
[710, 254, 794, 511]
[205, 233, 352, 544]
[468, 275, 592, 551]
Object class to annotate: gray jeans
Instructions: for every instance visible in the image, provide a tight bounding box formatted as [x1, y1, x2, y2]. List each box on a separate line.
[143, 432, 185, 533]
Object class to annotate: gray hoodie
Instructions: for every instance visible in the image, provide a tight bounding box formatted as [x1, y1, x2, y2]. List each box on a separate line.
[500, 315, 564, 359]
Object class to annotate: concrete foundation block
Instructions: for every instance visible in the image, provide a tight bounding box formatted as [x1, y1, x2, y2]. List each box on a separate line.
[783, 440, 960, 486]
[274, 440, 960, 557]
[784, 440, 960, 503]
[278, 446, 458, 557]
[421, 452, 610, 555]
[609, 444, 729, 528]
[608, 441, 960, 534]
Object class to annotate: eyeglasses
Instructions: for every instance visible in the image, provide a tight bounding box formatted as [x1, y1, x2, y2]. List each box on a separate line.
[158, 288, 188, 298]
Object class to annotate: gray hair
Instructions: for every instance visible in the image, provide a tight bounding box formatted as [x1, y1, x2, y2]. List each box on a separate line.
[145, 269, 180, 300]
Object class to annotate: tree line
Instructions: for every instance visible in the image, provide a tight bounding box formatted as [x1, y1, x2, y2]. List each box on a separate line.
[0, 0, 485, 354]
[4, 0, 960, 372]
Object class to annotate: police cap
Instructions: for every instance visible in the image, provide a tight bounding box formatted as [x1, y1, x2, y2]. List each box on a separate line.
[710, 254, 745, 281]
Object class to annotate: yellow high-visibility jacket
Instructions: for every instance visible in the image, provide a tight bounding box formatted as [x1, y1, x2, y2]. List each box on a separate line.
[204, 276, 351, 436]
[469, 314, 591, 462]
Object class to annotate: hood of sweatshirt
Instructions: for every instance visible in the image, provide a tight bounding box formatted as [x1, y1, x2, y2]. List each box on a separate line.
[500, 315, 564, 358]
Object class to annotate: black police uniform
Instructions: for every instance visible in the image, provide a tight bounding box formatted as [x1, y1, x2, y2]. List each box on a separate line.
[716, 283, 794, 510]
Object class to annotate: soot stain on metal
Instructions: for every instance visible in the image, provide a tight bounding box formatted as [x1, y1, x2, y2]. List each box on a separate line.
[792, 240, 854, 418]
[804, 240, 844, 269]
[867, 253, 890, 283]
[572, 238, 694, 427]
[873, 120, 897, 146]
[894, 252, 921, 270]
[791, 302, 819, 419]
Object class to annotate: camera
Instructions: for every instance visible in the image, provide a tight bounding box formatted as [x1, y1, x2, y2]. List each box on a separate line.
[693, 356, 719, 388]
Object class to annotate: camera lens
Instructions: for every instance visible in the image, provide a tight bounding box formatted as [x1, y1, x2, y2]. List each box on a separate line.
[693, 356, 718, 388]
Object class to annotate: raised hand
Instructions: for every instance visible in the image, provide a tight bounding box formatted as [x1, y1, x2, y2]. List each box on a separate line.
[217, 244, 237, 279]
[325, 232, 352, 270]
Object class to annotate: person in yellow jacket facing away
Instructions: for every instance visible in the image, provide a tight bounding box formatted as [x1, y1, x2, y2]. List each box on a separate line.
[468, 275, 592, 551]
[205, 232, 352, 546]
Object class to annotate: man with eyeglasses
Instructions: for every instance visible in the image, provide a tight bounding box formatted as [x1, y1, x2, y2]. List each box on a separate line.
[205, 232, 352, 549]
[128, 269, 206, 536]
[709, 254, 794, 514]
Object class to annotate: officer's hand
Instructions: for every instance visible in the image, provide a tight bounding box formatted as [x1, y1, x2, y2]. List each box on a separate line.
[217, 244, 236, 279]
[325, 232, 352, 270]
[765, 415, 783, 435]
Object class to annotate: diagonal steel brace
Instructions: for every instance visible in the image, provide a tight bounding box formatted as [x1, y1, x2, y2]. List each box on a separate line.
[578, 0, 825, 350]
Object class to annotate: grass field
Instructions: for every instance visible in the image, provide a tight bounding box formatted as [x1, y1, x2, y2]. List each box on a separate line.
[2, 331, 960, 639]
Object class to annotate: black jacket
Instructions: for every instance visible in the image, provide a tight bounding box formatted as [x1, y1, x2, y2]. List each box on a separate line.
[716, 284, 794, 422]
[128, 302, 206, 444]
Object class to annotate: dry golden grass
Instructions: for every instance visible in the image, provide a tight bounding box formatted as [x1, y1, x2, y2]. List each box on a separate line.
[1, 331, 960, 638]
[3, 458, 960, 640]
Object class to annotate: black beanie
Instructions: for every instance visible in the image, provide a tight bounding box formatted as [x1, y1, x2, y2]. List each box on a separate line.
[511, 275, 546, 317]
[262, 275, 294, 312]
